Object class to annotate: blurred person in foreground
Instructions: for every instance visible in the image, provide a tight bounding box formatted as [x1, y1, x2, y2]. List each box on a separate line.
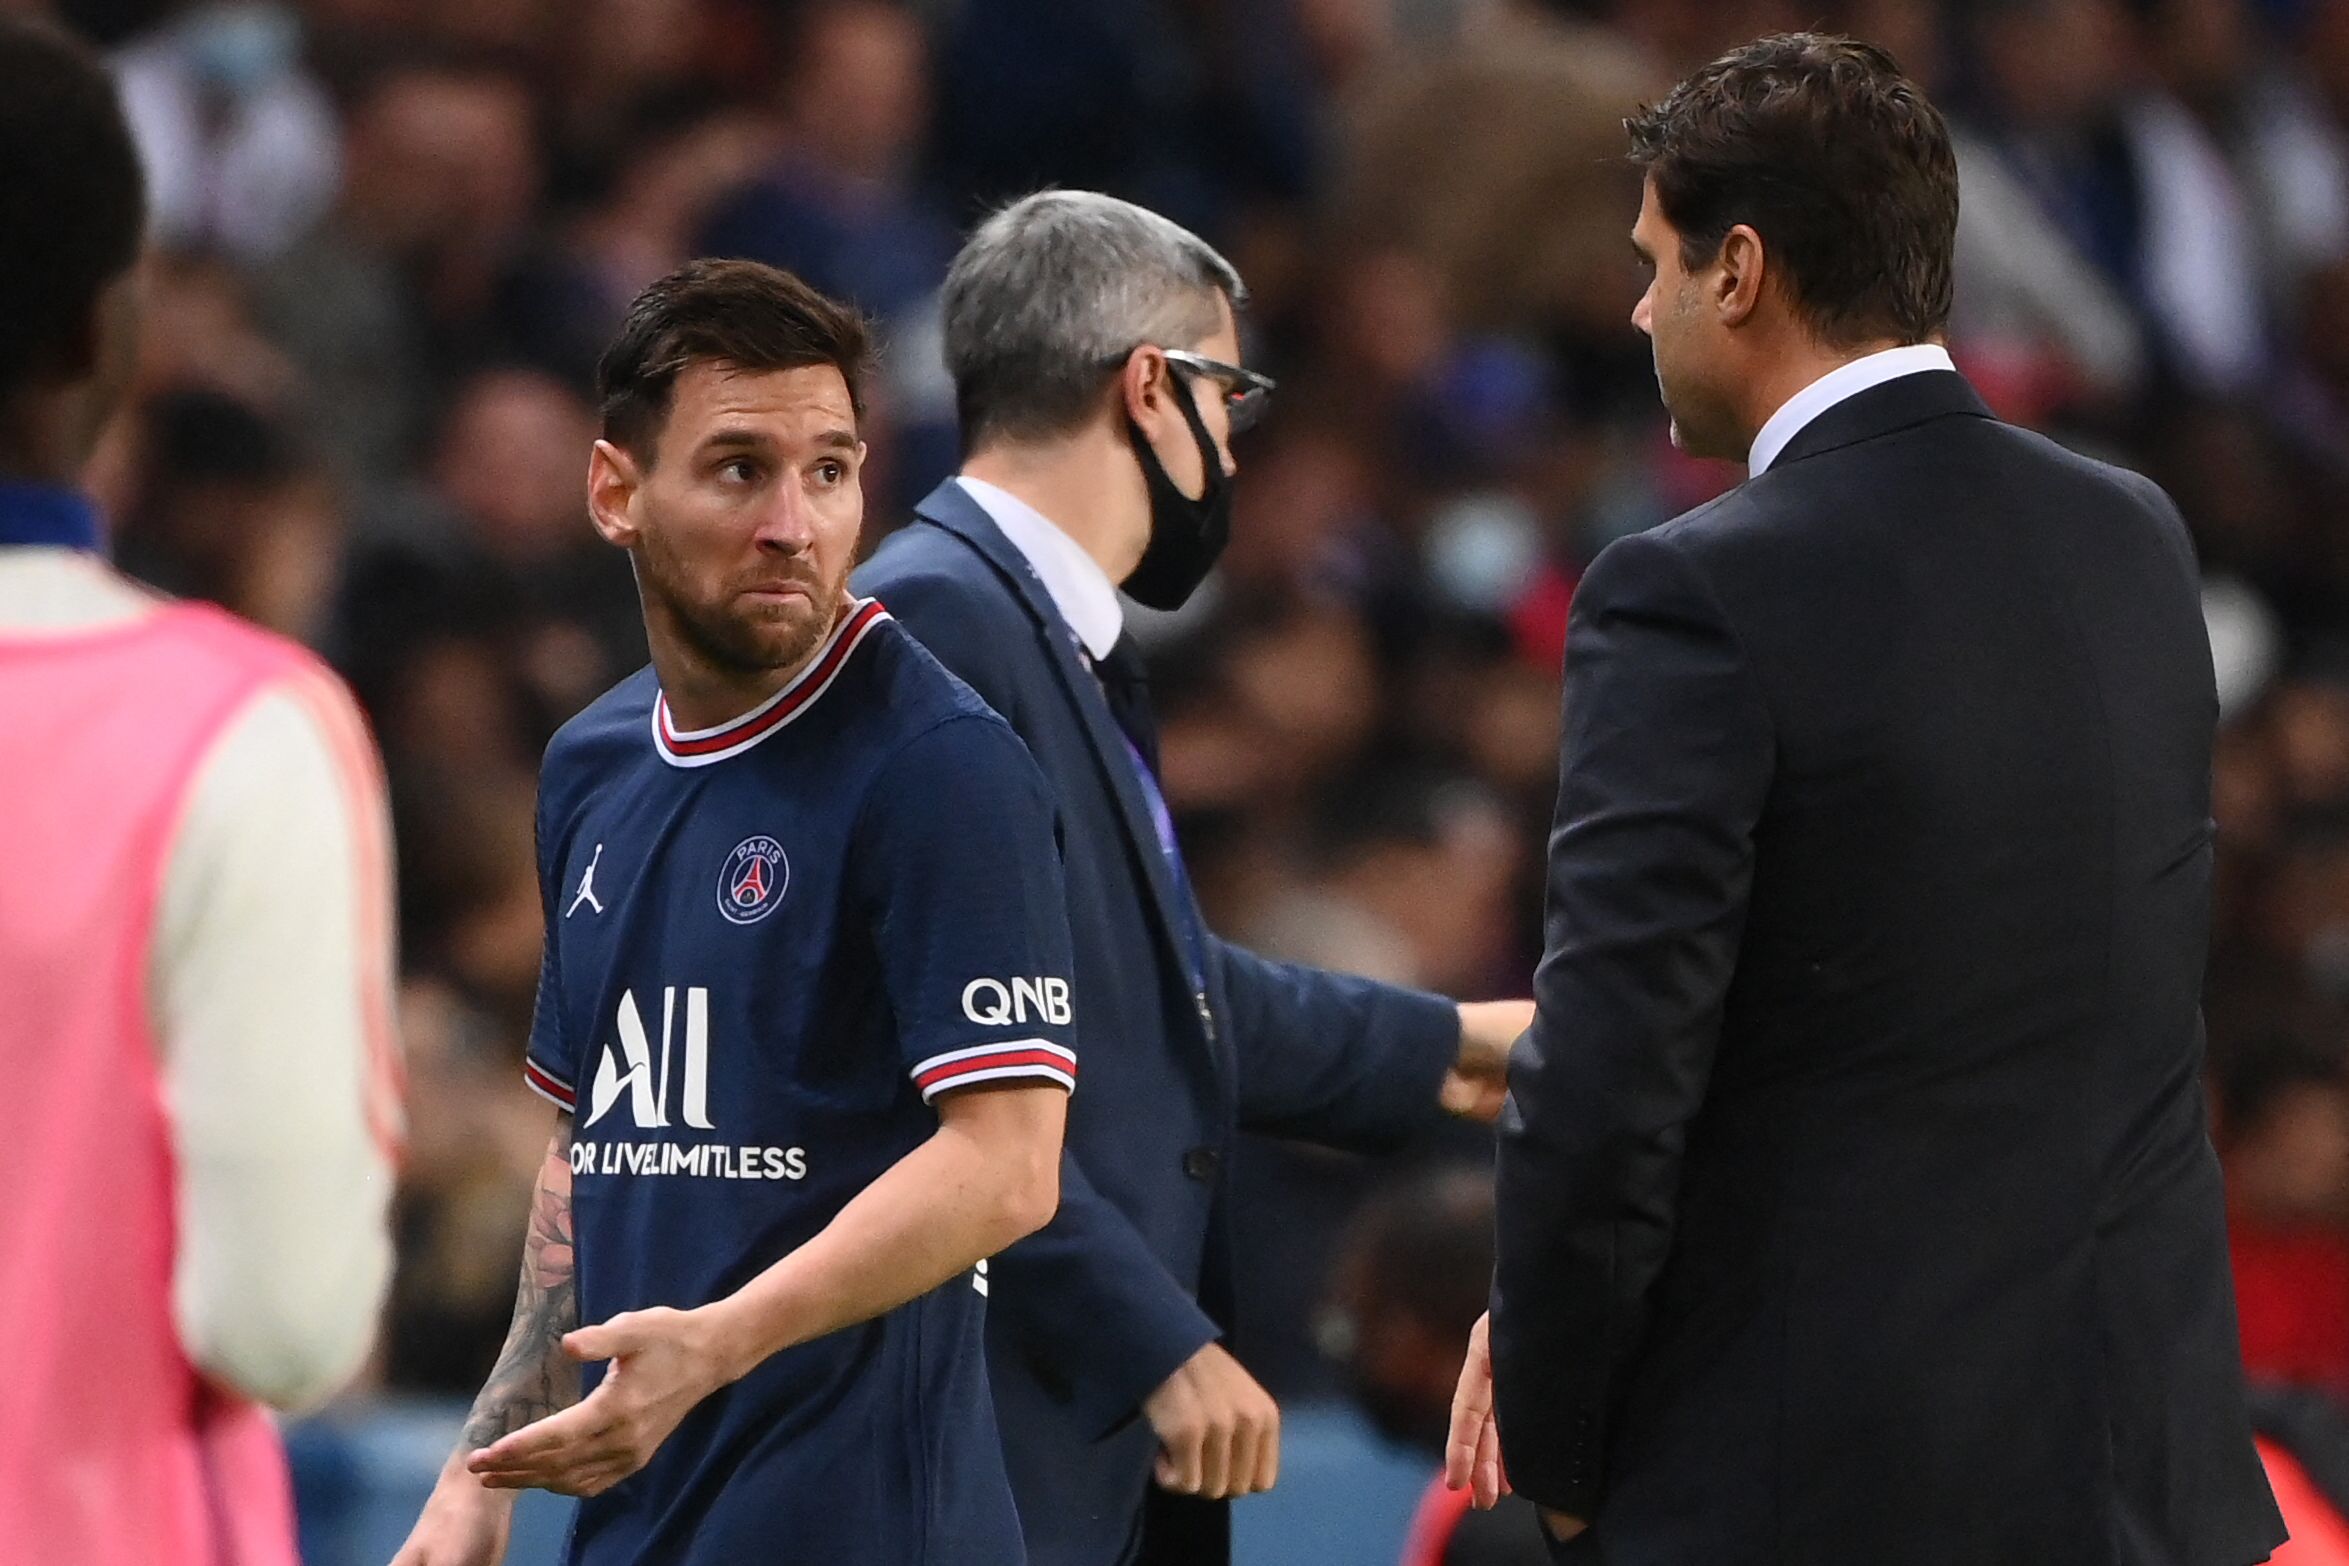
[1316, 1166, 1548, 1566]
[0, 18, 401, 1566]
[857, 188, 1530, 1566]
[1448, 33, 2285, 1566]
[2220, 1043, 2349, 1394]
[391, 259, 1076, 1566]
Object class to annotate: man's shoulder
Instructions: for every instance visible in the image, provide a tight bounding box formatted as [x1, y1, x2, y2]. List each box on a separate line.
[543, 667, 658, 787]
[1647, 483, 1762, 551]
[847, 623, 1046, 828]
[858, 517, 999, 603]
[1738, 407, 2167, 520]
[1590, 486, 1761, 599]
[859, 520, 1046, 694]
[856, 611, 1007, 735]
[1657, 415, 2175, 571]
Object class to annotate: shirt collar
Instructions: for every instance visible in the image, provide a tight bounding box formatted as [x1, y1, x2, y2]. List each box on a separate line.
[956, 475, 1124, 661]
[0, 482, 103, 551]
[651, 598, 890, 768]
[1746, 344, 1958, 477]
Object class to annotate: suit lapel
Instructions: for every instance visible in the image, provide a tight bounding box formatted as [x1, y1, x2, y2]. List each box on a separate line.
[906, 481, 1201, 988]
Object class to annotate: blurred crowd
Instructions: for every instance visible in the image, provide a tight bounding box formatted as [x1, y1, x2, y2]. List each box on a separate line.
[39, 0, 2349, 1445]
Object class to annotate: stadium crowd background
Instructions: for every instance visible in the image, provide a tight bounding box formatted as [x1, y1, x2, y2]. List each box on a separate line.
[40, 0, 2349, 1555]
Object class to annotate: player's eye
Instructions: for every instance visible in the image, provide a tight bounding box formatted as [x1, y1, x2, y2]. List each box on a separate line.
[814, 460, 846, 487]
[716, 456, 760, 486]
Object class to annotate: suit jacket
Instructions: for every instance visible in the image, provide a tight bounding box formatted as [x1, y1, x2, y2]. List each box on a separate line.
[856, 481, 1461, 1566]
[1493, 372, 2286, 1566]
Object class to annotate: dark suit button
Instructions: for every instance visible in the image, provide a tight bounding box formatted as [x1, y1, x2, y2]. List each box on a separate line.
[1183, 1147, 1221, 1182]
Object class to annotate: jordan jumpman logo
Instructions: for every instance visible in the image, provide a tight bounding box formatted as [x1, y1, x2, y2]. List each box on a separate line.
[566, 843, 606, 918]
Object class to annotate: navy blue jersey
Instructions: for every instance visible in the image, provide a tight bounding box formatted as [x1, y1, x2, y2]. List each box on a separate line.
[521, 599, 1077, 1566]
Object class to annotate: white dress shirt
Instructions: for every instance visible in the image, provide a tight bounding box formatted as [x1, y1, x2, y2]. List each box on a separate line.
[1747, 343, 1958, 476]
[956, 475, 1125, 660]
[0, 546, 396, 1411]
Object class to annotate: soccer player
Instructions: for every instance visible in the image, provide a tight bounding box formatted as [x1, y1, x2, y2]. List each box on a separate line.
[391, 259, 1076, 1566]
[0, 20, 399, 1566]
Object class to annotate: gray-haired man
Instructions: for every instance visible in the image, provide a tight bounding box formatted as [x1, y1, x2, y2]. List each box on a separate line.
[855, 190, 1530, 1566]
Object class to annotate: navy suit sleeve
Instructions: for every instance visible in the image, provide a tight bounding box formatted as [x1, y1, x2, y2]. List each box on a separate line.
[1491, 528, 1773, 1519]
[872, 548, 1223, 1432]
[989, 1158, 1223, 1435]
[1211, 937, 1459, 1151]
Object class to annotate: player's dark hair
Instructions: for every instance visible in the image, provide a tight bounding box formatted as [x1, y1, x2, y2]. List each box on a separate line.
[1626, 32, 1958, 348]
[597, 259, 871, 464]
[0, 17, 146, 398]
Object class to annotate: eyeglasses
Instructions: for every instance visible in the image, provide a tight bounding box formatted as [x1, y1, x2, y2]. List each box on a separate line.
[1148, 348, 1279, 433]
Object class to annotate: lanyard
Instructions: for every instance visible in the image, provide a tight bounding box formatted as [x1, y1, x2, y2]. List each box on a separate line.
[1117, 727, 1207, 993]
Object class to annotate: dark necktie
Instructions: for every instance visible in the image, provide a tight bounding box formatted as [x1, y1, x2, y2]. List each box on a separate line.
[1090, 632, 1205, 987]
[1094, 632, 1161, 776]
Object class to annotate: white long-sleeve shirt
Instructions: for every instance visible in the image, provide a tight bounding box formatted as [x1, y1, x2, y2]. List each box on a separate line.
[0, 546, 398, 1410]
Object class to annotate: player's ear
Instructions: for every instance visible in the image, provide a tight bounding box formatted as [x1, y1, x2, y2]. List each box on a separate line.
[587, 438, 643, 548]
[1715, 224, 1765, 329]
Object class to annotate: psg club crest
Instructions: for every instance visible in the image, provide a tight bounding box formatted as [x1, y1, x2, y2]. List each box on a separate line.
[718, 835, 790, 925]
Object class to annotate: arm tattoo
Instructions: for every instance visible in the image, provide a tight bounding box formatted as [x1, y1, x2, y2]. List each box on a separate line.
[461, 1118, 579, 1451]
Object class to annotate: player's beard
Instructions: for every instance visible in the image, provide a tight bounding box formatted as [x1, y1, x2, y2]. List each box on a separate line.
[641, 544, 846, 680]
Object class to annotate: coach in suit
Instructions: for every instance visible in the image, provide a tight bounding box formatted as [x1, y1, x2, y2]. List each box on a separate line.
[1446, 34, 2287, 1566]
[857, 191, 1528, 1566]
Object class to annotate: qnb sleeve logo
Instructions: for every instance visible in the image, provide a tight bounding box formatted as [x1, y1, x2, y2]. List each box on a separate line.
[718, 835, 790, 925]
[961, 976, 1074, 1028]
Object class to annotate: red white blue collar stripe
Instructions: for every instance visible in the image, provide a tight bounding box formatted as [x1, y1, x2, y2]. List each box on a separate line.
[652, 598, 890, 768]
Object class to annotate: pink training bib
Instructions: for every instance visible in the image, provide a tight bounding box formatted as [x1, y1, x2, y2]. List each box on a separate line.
[0, 601, 317, 1566]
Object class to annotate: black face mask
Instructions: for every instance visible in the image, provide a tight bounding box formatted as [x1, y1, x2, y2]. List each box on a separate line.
[1121, 372, 1232, 611]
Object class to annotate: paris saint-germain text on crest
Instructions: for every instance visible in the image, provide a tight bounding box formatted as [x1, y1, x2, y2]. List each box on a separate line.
[719, 835, 790, 925]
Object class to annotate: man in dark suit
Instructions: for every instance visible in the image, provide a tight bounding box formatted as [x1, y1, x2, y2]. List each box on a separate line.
[856, 190, 1531, 1566]
[1445, 33, 2287, 1566]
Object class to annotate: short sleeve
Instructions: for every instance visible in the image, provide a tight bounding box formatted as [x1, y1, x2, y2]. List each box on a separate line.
[851, 715, 1078, 1103]
[522, 782, 577, 1112]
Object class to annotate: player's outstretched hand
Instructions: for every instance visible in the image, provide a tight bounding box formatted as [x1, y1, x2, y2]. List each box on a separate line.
[465, 1306, 738, 1498]
[1444, 1312, 1510, 1510]
[389, 1453, 514, 1566]
[1143, 1340, 1281, 1500]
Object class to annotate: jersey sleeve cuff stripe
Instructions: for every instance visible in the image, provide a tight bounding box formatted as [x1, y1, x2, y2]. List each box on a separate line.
[913, 1041, 1078, 1099]
[523, 1059, 576, 1110]
[917, 1059, 1078, 1103]
[910, 1038, 1076, 1078]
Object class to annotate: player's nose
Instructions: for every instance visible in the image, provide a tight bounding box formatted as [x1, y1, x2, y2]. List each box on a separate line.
[751, 489, 817, 552]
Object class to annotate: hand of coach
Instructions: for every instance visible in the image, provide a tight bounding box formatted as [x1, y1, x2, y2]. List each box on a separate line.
[1445, 1312, 1586, 1544]
[1138, 999, 1529, 1501]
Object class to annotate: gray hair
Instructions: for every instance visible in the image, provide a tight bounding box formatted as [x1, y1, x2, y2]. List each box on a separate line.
[942, 190, 1245, 448]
